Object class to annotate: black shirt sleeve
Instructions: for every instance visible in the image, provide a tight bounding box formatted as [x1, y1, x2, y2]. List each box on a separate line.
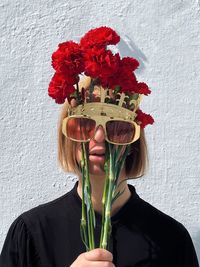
[0, 216, 39, 267]
[176, 224, 199, 267]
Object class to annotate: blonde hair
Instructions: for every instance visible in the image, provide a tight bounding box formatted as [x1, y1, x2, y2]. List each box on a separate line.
[58, 77, 149, 178]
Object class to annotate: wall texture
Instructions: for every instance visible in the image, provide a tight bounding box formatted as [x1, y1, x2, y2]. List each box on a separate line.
[0, 0, 200, 260]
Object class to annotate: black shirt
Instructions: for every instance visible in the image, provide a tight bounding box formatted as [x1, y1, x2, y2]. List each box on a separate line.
[0, 182, 199, 267]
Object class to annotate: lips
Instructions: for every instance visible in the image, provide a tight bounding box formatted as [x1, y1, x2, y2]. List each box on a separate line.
[90, 153, 105, 156]
[89, 148, 105, 156]
[89, 147, 105, 162]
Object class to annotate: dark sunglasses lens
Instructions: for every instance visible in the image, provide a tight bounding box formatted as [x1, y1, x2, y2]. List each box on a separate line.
[106, 120, 135, 144]
[67, 117, 96, 141]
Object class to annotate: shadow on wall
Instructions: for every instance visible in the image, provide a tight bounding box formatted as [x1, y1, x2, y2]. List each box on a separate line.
[115, 34, 148, 73]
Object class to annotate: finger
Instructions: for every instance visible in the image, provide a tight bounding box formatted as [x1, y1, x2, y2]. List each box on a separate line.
[85, 261, 115, 267]
[70, 98, 77, 107]
[84, 248, 113, 262]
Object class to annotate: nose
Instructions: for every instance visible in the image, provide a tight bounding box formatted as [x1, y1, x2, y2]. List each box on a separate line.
[93, 125, 105, 143]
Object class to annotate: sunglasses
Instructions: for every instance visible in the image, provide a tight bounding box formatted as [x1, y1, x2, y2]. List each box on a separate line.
[62, 115, 140, 145]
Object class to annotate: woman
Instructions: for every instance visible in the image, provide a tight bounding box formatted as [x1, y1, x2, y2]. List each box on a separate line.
[1, 27, 199, 267]
[0, 77, 199, 267]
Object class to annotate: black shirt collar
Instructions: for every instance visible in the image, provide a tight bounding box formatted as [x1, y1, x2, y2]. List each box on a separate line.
[70, 181, 140, 224]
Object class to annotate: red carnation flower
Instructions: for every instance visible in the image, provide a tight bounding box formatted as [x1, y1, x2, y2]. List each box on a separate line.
[100, 57, 138, 92]
[48, 73, 75, 104]
[114, 58, 139, 93]
[104, 57, 151, 95]
[137, 82, 151, 95]
[136, 109, 154, 128]
[119, 70, 138, 92]
[121, 57, 139, 72]
[52, 41, 84, 77]
[84, 47, 120, 79]
[80, 26, 120, 49]
[103, 68, 137, 92]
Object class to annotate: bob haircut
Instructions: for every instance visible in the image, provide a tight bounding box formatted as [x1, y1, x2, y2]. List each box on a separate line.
[58, 77, 149, 179]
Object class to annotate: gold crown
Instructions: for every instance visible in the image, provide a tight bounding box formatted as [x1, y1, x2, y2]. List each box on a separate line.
[69, 77, 143, 121]
[75, 76, 142, 116]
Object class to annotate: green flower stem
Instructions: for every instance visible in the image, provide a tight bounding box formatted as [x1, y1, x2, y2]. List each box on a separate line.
[102, 144, 115, 249]
[100, 153, 109, 248]
[80, 145, 89, 251]
[82, 143, 95, 250]
[80, 139, 130, 251]
[115, 146, 130, 182]
[100, 143, 115, 249]
[100, 144, 130, 249]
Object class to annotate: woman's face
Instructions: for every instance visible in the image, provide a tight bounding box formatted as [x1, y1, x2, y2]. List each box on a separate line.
[75, 124, 127, 178]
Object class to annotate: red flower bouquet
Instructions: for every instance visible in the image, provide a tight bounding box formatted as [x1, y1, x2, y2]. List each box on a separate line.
[48, 26, 154, 128]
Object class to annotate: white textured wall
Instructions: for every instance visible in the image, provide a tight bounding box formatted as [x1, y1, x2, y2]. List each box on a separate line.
[0, 0, 200, 260]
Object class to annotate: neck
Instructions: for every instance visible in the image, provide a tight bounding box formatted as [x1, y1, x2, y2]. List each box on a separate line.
[77, 175, 131, 216]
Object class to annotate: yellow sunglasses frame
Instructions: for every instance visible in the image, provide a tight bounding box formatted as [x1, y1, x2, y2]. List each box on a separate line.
[62, 103, 141, 145]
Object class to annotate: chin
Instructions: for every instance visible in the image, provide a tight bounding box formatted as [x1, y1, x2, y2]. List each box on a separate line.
[88, 164, 105, 177]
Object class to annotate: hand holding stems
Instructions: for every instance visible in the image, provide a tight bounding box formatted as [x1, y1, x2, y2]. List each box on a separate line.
[70, 248, 115, 267]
